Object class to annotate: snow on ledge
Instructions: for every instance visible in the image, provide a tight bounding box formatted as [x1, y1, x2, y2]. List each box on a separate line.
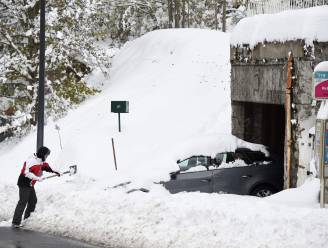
[230, 6, 328, 48]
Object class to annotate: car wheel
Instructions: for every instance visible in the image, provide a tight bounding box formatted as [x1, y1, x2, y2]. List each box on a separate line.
[251, 185, 276, 197]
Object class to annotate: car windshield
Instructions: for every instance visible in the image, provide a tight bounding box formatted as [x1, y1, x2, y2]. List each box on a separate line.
[178, 156, 209, 171]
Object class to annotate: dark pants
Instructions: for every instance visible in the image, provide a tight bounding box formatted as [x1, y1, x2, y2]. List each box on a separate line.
[12, 186, 37, 225]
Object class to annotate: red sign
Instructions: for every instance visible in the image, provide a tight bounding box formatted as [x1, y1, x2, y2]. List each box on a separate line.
[314, 62, 328, 100]
[315, 79, 328, 98]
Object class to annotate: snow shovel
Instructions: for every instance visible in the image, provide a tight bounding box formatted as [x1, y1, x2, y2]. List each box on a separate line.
[43, 165, 77, 180]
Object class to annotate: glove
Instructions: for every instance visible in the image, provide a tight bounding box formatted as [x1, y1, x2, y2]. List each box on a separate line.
[54, 171, 61, 177]
[37, 177, 43, 182]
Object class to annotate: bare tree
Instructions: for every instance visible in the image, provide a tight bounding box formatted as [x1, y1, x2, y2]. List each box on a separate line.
[174, 0, 180, 28]
[168, 0, 173, 27]
[222, 0, 226, 32]
[214, 0, 219, 30]
[181, 0, 186, 28]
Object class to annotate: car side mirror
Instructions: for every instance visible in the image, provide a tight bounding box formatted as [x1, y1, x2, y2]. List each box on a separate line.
[176, 159, 181, 164]
[170, 171, 180, 180]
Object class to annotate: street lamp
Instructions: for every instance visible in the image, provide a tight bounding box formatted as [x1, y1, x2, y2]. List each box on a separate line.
[36, 0, 46, 150]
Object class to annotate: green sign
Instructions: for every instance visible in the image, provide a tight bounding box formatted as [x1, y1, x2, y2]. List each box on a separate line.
[111, 101, 129, 113]
[111, 101, 129, 132]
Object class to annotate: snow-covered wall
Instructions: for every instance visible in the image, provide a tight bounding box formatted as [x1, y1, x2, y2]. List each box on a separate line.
[231, 40, 328, 187]
[230, 5, 328, 188]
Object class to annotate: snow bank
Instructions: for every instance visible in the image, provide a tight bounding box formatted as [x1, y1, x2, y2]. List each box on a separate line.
[0, 29, 231, 186]
[1, 178, 327, 248]
[267, 178, 320, 207]
[171, 133, 269, 161]
[231, 6, 328, 48]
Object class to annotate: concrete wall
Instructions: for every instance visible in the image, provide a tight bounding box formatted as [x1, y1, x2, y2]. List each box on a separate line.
[231, 101, 245, 140]
[230, 41, 306, 105]
[231, 64, 286, 104]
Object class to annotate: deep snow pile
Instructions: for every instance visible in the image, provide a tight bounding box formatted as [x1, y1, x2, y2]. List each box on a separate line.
[0, 28, 232, 187]
[1, 29, 328, 248]
[231, 6, 328, 48]
[0, 178, 326, 248]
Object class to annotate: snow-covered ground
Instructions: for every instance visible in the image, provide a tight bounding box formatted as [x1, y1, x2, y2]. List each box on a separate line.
[1, 28, 328, 247]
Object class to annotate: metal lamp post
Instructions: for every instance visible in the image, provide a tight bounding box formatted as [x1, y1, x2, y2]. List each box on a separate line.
[36, 0, 46, 150]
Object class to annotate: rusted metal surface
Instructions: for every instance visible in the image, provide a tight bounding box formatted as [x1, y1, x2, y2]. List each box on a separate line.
[285, 52, 294, 189]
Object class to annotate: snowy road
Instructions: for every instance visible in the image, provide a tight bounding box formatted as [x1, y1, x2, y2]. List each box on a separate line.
[0, 227, 102, 248]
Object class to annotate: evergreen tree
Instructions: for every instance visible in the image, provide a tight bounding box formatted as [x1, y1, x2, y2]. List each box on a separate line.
[0, 0, 111, 138]
[0, 0, 240, 140]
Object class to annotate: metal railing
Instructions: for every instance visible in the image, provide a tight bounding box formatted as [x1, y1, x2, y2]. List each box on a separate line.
[245, 0, 328, 16]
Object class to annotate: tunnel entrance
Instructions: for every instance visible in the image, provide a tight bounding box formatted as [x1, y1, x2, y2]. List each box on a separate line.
[243, 102, 285, 157]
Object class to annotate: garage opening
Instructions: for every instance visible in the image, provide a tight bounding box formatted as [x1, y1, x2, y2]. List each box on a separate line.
[243, 102, 285, 158]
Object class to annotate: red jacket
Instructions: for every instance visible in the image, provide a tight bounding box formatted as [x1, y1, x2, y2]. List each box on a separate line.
[18, 155, 55, 187]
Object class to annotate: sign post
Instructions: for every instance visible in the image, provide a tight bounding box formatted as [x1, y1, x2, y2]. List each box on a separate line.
[313, 61, 328, 208]
[315, 119, 328, 208]
[111, 101, 129, 132]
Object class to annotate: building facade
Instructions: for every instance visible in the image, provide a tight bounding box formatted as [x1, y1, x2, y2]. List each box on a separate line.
[230, 40, 328, 187]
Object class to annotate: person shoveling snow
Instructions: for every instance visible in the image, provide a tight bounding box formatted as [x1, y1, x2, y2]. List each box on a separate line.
[11, 146, 60, 228]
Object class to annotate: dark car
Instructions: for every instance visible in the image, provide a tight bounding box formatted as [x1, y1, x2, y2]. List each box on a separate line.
[163, 148, 284, 197]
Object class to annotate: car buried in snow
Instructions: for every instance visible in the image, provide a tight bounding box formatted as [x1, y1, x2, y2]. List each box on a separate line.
[162, 148, 284, 197]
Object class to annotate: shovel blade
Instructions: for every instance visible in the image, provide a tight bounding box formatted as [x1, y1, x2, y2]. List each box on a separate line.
[69, 165, 77, 176]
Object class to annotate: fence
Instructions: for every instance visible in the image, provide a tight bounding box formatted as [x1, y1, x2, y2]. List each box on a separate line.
[245, 0, 328, 16]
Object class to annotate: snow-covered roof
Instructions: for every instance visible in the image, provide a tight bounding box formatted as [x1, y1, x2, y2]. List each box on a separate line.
[231, 6, 328, 48]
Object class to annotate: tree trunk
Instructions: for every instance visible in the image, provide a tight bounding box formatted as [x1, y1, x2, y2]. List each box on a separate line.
[174, 0, 180, 28]
[215, 0, 219, 30]
[222, 0, 226, 32]
[168, 0, 173, 28]
[187, 0, 190, 28]
[181, 0, 186, 28]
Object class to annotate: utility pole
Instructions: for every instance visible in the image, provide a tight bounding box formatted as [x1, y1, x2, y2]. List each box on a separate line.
[37, 0, 46, 150]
